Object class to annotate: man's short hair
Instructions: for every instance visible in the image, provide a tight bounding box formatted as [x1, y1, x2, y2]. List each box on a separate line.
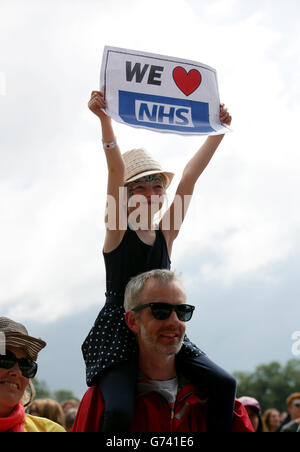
[124, 269, 185, 312]
[286, 393, 300, 407]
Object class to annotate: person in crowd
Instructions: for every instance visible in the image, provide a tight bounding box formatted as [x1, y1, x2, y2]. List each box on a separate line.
[28, 398, 66, 429]
[262, 408, 281, 432]
[0, 317, 65, 432]
[238, 396, 264, 432]
[82, 89, 236, 432]
[65, 408, 78, 432]
[280, 411, 288, 423]
[278, 393, 300, 432]
[74, 270, 253, 432]
[61, 399, 80, 414]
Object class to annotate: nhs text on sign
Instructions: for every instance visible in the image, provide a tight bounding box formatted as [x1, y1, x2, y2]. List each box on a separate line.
[119, 91, 215, 134]
[135, 100, 193, 127]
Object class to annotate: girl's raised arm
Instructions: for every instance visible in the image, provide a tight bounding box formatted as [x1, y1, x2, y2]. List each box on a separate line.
[88, 91, 126, 251]
[161, 104, 232, 251]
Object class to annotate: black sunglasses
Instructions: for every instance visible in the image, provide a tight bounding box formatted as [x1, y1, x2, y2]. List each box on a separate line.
[132, 302, 195, 322]
[0, 350, 38, 379]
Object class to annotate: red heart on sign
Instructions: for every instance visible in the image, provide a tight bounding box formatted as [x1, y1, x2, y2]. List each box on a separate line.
[173, 67, 202, 96]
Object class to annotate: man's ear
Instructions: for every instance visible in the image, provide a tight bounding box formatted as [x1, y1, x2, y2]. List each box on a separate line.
[125, 311, 139, 334]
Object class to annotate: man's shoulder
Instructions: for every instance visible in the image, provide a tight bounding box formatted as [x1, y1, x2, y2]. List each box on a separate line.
[73, 381, 254, 433]
[179, 379, 254, 432]
[280, 420, 300, 432]
[178, 374, 209, 403]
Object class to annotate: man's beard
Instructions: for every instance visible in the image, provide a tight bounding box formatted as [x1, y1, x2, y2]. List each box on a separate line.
[140, 323, 184, 356]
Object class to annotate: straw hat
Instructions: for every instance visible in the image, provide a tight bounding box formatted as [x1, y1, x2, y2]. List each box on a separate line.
[0, 317, 46, 361]
[123, 148, 174, 188]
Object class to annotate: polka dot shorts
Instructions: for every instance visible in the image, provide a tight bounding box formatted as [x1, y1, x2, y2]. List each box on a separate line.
[82, 305, 138, 386]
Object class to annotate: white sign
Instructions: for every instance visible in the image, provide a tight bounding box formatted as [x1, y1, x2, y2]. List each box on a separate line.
[100, 46, 230, 136]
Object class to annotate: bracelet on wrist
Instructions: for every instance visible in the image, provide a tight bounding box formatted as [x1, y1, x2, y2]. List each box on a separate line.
[102, 139, 117, 150]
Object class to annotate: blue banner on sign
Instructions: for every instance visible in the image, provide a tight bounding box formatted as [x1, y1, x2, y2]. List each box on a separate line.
[118, 91, 215, 134]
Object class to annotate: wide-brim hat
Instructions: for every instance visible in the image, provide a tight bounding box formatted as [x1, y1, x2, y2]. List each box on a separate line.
[0, 317, 46, 361]
[123, 148, 174, 189]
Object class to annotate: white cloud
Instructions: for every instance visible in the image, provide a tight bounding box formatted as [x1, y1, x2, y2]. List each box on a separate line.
[204, 0, 239, 17]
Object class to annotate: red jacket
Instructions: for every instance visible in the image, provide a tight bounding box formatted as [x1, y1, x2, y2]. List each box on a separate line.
[73, 381, 254, 432]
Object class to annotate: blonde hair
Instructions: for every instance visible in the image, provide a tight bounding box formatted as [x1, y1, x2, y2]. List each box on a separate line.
[29, 398, 66, 428]
[61, 399, 80, 411]
[21, 380, 36, 407]
[262, 408, 280, 432]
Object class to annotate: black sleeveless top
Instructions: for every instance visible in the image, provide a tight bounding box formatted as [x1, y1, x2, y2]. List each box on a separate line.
[82, 226, 171, 386]
[104, 226, 171, 300]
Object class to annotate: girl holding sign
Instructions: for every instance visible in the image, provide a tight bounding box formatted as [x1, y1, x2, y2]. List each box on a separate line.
[82, 90, 235, 432]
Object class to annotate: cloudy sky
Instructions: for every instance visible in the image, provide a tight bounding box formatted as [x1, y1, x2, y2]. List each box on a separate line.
[1, 0, 299, 398]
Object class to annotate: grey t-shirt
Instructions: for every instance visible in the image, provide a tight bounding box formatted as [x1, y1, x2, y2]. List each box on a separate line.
[138, 375, 179, 405]
[149, 377, 179, 405]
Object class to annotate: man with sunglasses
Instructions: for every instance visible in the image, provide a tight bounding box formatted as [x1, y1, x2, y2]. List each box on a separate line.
[0, 317, 65, 432]
[124, 270, 194, 381]
[73, 270, 253, 432]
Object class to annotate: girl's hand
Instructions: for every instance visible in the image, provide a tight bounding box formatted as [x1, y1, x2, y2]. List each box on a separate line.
[88, 90, 109, 122]
[220, 104, 232, 126]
